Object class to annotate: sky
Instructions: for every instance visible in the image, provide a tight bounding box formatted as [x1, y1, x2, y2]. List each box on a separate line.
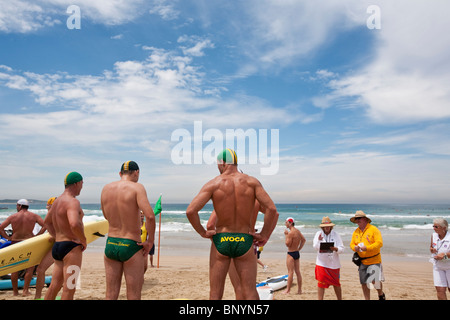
[0, 0, 449, 204]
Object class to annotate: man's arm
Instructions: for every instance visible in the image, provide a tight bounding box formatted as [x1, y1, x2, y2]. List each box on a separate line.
[0, 217, 12, 239]
[136, 184, 155, 255]
[44, 206, 56, 239]
[298, 231, 306, 251]
[186, 181, 216, 238]
[34, 215, 47, 236]
[252, 180, 278, 246]
[67, 200, 87, 249]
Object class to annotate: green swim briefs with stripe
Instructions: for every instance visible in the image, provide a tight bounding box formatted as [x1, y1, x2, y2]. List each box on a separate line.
[212, 233, 253, 258]
[104, 237, 142, 262]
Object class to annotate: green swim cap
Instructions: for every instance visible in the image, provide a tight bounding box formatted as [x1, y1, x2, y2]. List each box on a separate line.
[121, 160, 139, 172]
[64, 171, 83, 186]
[217, 149, 238, 165]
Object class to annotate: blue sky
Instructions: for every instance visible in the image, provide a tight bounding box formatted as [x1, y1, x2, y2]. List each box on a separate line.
[0, 0, 449, 204]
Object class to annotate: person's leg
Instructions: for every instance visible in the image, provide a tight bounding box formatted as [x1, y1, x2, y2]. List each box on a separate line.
[294, 259, 302, 294]
[333, 285, 342, 300]
[104, 255, 123, 300]
[21, 267, 34, 296]
[284, 254, 294, 294]
[61, 246, 83, 300]
[233, 248, 258, 300]
[318, 287, 325, 300]
[228, 260, 244, 299]
[209, 243, 230, 300]
[35, 251, 54, 299]
[45, 260, 64, 300]
[123, 250, 145, 300]
[11, 271, 19, 296]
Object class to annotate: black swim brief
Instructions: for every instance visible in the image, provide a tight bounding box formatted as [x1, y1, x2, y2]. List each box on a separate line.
[52, 241, 82, 261]
[287, 251, 300, 260]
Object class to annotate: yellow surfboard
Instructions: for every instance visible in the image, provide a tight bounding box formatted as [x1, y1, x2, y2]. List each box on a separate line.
[0, 219, 108, 277]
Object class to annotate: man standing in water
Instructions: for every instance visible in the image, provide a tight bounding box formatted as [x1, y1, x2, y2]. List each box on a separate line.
[284, 217, 306, 295]
[101, 161, 155, 300]
[186, 149, 278, 300]
[44, 172, 86, 300]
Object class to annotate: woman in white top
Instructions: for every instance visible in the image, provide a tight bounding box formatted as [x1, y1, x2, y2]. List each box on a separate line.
[313, 216, 345, 300]
[430, 218, 450, 300]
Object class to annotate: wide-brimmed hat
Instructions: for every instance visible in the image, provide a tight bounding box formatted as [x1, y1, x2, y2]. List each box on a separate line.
[319, 216, 335, 227]
[350, 210, 372, 224]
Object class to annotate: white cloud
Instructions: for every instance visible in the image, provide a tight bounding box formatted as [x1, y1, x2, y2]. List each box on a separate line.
[328, 0, 450, 124]
[234, 0, 367, 68]
[0, 0, 61, 33]
[149, 0, 180, 21]
[177, 35, 214, 57]
[0, 44, 293, 151]
[0, 0, 148, 33]
[267, 151, 450, 203]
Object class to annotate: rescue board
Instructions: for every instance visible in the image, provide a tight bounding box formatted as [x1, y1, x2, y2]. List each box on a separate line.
[256, 274, 288, 291]
[0, 220, 108, 277]
[0, 275, 52, 290]
[256, 285, 274, 300]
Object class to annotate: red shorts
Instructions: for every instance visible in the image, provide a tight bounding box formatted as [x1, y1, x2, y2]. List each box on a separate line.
[315, 265, 341, 288]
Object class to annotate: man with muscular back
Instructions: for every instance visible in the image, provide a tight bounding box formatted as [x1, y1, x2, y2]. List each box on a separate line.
[186, 149, 278, 300]
[101, 161, 155, 300]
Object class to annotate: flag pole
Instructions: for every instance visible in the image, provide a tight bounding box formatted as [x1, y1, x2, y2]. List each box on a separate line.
[157, 194, 162, 268]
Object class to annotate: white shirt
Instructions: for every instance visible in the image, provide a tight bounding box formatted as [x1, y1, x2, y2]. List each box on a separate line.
[431, 231, 450, 270]
[313, 229, 344, 269]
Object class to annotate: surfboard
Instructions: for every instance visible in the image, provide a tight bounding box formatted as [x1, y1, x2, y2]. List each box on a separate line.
[256, 274, 288, 291]
[0, 220, 108, 277]
[256, 285, 274, 300]
[0, 275, 52, 290]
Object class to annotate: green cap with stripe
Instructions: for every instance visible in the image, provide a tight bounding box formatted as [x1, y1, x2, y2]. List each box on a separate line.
[64, 171, 83, 186]
[121, 160, 139, 172]
[217, 149, 238, 165]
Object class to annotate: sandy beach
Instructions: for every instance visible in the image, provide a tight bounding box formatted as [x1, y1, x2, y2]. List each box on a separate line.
[0, 240, 438, 301]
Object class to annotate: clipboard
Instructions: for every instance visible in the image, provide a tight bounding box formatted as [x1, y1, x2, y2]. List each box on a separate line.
[319, 242, 334, 253]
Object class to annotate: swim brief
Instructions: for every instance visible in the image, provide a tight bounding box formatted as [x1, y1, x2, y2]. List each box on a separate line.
[52, 241, 82, 261]
[212, 233, 253, 258]
[104, 237, 142, 262]
[287, 251, 300, 260]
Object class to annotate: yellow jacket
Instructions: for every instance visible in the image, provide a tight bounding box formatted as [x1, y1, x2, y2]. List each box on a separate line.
[350, 224, 383, 265]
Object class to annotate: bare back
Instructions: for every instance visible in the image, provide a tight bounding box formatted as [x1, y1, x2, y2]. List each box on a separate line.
[286, 227, 303, 252]
[50, 194, 84, 242]
[210, 172, 261, 234]
[5, 211, 44, 241]
[101, 180, 143, 242]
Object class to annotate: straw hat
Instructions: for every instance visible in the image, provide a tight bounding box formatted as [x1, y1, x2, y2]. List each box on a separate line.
[319, 216, 335, 227]
[350, 210, 372, 224]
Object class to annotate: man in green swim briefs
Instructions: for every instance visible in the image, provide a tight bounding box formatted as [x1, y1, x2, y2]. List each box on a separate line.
[101, 161, 156, 300]
[187, 149, 278, 300]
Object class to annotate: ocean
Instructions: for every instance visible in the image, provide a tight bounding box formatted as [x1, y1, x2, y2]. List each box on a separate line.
[1, 203, 449, 259]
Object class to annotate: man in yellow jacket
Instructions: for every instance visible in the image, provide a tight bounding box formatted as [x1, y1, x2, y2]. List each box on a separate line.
[350, 210, 386, 300]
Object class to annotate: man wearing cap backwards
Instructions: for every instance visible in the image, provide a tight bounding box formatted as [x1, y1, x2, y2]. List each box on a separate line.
[350, 210, 386, 300]
[101, 161, 156, 300]
[0, 199, 46, 296]
[186, 149, 278, 300]
[284, 217, 306, 294]
[44, 172, 86, 300]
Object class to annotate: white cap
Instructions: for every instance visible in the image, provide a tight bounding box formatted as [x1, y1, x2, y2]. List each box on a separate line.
[286, 217, 295, 224]
[17, 199, 29, 206]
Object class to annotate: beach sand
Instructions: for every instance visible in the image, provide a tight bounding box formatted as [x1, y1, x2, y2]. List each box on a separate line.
[0, 247, 438, 300]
